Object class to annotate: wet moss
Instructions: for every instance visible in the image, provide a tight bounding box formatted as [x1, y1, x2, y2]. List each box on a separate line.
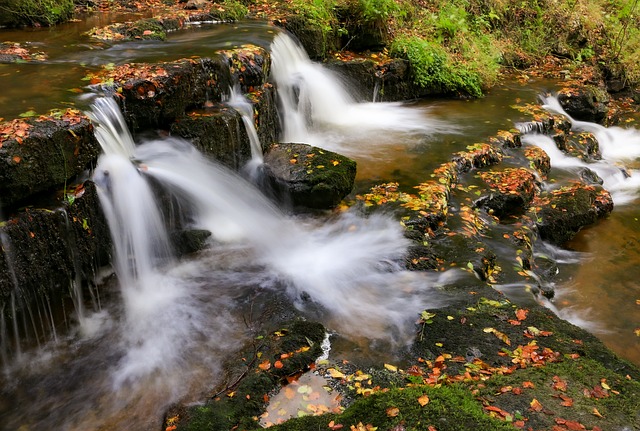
[479, 358, 640, 430]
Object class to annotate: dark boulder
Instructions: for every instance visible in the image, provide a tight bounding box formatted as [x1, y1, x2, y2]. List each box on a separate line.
[264, 143, 356, 209]
[557, 85, 609, 124]
[170, 107, 252, 171]
[535, 183, 613, 246]
[0, 112, 101, 208]
[476, 168, 538, 218]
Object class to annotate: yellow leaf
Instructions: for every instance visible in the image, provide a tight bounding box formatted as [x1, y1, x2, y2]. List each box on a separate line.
[386, 406, 399, 417]
[384, 363, 398, 372]
[592, 407, 604, 418]
[328, 368, 346, 379]
[417, 394, 430, 406]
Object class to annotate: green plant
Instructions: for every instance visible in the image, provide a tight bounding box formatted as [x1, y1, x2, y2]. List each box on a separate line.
[0, 0, 74, 26]
[213, 0, 249, 21]
[290, 0, 338, 31]
[359, 0, 403, 22]
[390, 35, 484, 97]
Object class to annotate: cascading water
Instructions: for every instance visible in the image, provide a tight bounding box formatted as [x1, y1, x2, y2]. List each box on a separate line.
[531, 95, 640, 204]
[269, 33, 459, 159]
[228, 84, 265, 181]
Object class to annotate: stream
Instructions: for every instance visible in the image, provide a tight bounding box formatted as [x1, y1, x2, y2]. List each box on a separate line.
[0, 17, 639, 431]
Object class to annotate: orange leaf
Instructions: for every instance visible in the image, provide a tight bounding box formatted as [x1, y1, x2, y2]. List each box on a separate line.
[552, 375, 567, 391]
[417, 394, 430, 406]
[274, 360, 284, 369]
[386, 406, 400, 417]
[12, 155, 21, 163]
[258, 360, 271, 371]
[515, 308, 528, 321]
[522, 381, 535, 389]
[530, 398, 543, 412]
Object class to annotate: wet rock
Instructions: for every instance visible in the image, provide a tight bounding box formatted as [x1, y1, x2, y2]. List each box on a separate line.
[0, 113, 101, 208]
[171, 229, 212, 255]
[264, 143, 356, 209]
[489, 129, 522, 149]
[325, 59, 378, 101]
[578, 167, 604, 185]
[523, 146, 551, 178]
[557, 85, 609, 123]
[476, 168, 538, 219]
[220, 45, 271, 93]
[564, 131, 601, 161]
[452, 143, 504, 172]
[92, 46, 272, 132]
[106, 58, 232, 130]
[534, 183, 613, 246]
[0, 42, 47, 63]
[0, 181, 110, 315]
[170, 107, 252, 170]
[274, 16, 339, 61]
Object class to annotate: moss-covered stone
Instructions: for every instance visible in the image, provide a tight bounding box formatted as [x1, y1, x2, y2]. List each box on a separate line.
[476, 167, 538, 219]
[264, 143, 357, 209]
[534, 183, 613, 246]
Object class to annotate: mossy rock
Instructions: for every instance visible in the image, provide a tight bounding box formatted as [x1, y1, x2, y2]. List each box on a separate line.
[258, 384, 516, 431]
[557, 85, 610, 124]
[534, 183, 613, 246]
[479, 358, 640, 430]
[476, 167, 538, 219]
[0, 111, 100, 208]
[264, 143, 357, 210]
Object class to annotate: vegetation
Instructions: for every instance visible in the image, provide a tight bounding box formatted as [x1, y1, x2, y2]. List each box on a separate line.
[0, 0, 74, 26]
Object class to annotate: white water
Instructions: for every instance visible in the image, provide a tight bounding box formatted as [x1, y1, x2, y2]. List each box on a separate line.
[519, 95, 640, 205]
[228, 84, 265, 181]
[270, 33, 459, 159]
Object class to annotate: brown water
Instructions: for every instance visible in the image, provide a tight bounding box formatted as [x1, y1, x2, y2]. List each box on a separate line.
[0, 14, 639, 431]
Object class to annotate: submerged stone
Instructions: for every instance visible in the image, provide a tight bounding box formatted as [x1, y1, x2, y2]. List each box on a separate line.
[264, 143, 356, 210]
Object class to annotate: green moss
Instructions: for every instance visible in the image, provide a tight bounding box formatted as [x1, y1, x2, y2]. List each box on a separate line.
[480, 358, 640, 430]
[252, 384, 516, 431]
[0, 0, 74, 27]
[389, 36, 484, 97]
[211, 0, 249, 21]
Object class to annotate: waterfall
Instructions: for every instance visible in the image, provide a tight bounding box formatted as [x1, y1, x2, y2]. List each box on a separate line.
[269, 32, 457, 158]
[86, 96, 453, 388]
[524, 95, 640, 204]
[228, 84, 264, 172]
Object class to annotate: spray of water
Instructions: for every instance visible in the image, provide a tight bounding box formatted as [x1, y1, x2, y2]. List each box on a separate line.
[228, 84, 265, 181]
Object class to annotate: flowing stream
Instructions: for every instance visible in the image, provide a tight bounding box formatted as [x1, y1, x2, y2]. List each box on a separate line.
[0, 20, 639, 431]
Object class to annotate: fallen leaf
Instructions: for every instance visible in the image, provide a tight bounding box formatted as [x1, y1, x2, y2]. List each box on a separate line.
[592, 407, 604, 418]
[384, 363, 398, 372]
[327, 368, 346, 379]
[515, 308, 528, 320]
[417, 394, 430, 406]
[258, 360, 271, 371]
[274, 360, 284, 369]
[386, 407, 400, 417]
[530, 398, 543, 412]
